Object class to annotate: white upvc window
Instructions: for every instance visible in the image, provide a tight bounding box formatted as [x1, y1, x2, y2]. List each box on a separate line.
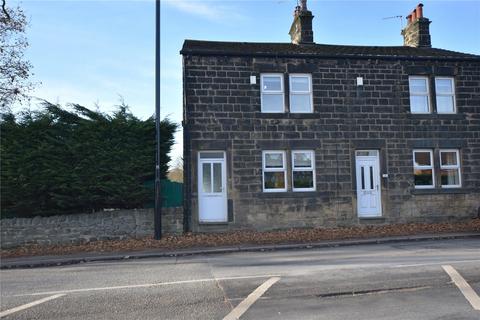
[439, 149, 461, 188]
[261, 74, 285, 113]
[435, 77, 456, 114]
[409, 76, 431, 113]
[413, 149, 434, 188]
[262, 151, 287, 192]
[292, 150, 316, 191]
[289, 74, 313, 113]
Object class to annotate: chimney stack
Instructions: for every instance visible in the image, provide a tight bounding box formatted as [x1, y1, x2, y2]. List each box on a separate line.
[289, 0, 314, 45]
[401, 3, 432, 48]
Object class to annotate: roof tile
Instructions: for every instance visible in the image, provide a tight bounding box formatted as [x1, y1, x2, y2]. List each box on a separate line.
[181, 40, 480, 61]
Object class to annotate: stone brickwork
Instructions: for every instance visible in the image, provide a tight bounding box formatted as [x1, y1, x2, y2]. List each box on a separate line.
[182, 53, 480, 232]
[401, 18, 432, 48]
[0, 208, 183, 249]
[401, 4, 431, 48]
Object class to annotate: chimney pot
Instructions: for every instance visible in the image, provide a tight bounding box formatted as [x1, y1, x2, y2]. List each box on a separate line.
[294, 5, 301, 16]
[300, 0, 307, 11]
[416, 3, 424, 19]
[412, 9, 417, 21]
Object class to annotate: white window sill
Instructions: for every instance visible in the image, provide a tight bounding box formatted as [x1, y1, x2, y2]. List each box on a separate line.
[411, 188, 470, 195]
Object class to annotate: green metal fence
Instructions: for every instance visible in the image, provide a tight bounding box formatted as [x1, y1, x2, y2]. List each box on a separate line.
[144, 179, 183, 208]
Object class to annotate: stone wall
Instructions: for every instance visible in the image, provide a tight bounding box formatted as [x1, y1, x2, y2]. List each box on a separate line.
[0, 208, 183, 249]
[182, 54, 480, 232]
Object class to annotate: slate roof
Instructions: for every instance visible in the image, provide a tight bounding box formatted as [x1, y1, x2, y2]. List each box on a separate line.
[181, 40, 480, 61]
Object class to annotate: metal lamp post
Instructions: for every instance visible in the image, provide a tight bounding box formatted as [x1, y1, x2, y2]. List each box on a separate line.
[154, 0, 162, 240]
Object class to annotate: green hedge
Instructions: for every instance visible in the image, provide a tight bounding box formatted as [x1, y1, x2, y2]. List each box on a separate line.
[1, 102, 177, 218]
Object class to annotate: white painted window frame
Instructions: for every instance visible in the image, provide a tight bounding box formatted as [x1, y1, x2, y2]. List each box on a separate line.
[413, 149, 434, 189]
[262, 150, 287, 192]
[439, 149, 461, 188]
[289, 74, 313, 113]
[435, 77, 456, 114]
[260, 73, 285, 113]
[292, 150, 316, 192]
[199, 151, 225, 159]
[409, 76, 431, 114]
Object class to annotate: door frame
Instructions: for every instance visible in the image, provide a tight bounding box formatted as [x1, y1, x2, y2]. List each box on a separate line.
[355, 150, 382, 218]
[197, 151, 228, 223]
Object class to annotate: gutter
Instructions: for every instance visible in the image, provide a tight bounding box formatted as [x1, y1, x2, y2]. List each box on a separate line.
[179, 50, 480, 62]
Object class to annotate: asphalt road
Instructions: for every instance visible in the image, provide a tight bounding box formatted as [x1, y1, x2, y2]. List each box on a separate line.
[1, 238, 479, 319]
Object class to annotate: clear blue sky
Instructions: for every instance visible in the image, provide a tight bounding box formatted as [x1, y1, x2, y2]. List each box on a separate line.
[12, 0, 480, 166]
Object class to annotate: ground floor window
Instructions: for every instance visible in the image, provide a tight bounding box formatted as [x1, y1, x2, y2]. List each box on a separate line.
[412, 149, 461, 188]
[440, 149, 461, 188]
[413, 150, 434, 188]
[292, 150, 315, 191]
[262, 151, 287, 192]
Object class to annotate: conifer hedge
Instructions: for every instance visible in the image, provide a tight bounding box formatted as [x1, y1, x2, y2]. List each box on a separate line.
[0, 102, 177, 218]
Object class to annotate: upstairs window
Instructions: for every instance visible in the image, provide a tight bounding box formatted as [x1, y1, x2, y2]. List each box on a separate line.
[261, 74, 284, 113]
[409, 76, 430, 114]
[262, 151, 287, 192]
[440, 149, 461, 188]
[289, 74, 313, 113]
[435, 77, 456, 114]
[292, 150, 316, 191]
[413, 150, 434, 188]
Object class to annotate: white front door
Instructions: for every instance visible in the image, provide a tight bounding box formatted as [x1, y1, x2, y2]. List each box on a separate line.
[198, 152, 227, 222]
[355, 150, 382, 217]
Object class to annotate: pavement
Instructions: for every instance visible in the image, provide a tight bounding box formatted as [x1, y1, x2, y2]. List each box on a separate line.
[1, 232, 479, 269]
[1, 237, 479, 319]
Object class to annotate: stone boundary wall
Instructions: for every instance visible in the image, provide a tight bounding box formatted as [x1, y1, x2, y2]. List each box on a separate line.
[0, 208, 183, 249]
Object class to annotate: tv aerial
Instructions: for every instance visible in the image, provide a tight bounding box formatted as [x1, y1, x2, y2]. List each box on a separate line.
[383, 15, 404, 29]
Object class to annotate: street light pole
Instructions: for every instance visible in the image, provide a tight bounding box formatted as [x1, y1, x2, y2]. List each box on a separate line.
[154, 0, 162, 240]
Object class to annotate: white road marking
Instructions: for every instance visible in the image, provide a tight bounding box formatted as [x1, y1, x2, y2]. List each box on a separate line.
[442, 265, 480, 311]
[223, 276, 280, 320]
[0, 294, 65, 318]
[391, 259, 480, 268]
[12, 274, 280, 297]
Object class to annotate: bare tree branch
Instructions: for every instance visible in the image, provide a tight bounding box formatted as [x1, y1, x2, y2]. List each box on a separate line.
[0, 1, 35, 108]
[1, 0, 10, 21]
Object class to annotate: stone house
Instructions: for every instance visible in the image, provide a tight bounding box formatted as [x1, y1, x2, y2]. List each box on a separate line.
[180, 2, 480, 232]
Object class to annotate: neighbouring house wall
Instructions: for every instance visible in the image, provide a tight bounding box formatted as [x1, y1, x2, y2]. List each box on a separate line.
[0, 208, 183, 249]
[183, 54, 480, 232]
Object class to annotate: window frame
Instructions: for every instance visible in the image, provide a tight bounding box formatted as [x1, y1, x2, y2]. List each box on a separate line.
[439, 149, 461, 188]
[413, 149, 435, 189]
[199, 151, 225, 159]
[260, 73, 285, 113]
[289, 74, 313, 113]
[409, 76, 431, 114]
[435, 77, 456, 114]
[291, 150, 316, 192]
[262, 150, 287, 192]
